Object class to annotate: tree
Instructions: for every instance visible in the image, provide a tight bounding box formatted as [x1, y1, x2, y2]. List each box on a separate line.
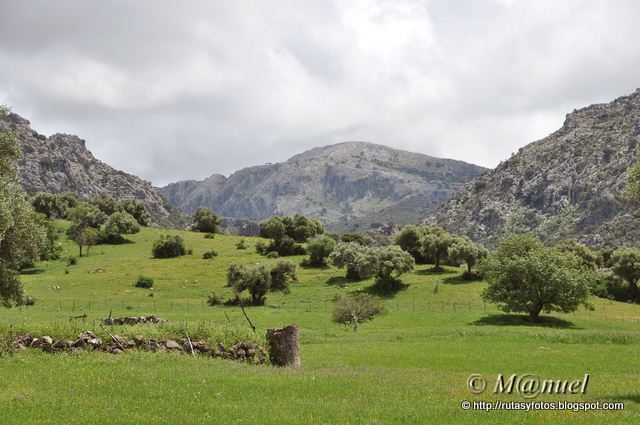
[192, 207, 222, 233]
[330, 242, 374, 280]
[104, 212, 141, 236]
[304, 236, 336, 266]
[152, 235, 187, 258]
[447, 236, 487, 278]
[340, 232, 373, 246]
[332, 292, 387, 333]
[286, 214, 324, 242]
[611, 247, 640, 291]
[554, 239, 603, 270]
[0, 106, 46, 306]
[121, 199, 150, 226]
[420, 227, 455, 271]
[259, 217, 286, 243]
[89, 194, 122, 216]
[479, 235, 592, 322]
[66, 202, 107, 256]
[370, 245, 415, 287]
[226, 260, 298, 305]
[394, 225, 427, 262]
[31, 192, 57, 218]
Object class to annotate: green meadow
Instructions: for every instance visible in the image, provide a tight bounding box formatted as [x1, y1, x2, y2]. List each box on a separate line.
[1, 225, 640, 424]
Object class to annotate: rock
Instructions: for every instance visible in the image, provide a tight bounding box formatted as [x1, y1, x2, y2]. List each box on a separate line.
[112, 348, 122, 355]
[87, 338, 103, 348]
[133, 335, 146, 346]
[164, 339, 182, 350]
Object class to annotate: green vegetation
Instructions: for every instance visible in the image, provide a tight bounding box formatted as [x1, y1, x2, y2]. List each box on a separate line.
[1, 225, 640, 423]
[258, 215, 323, 256]
[135, 276, 154, 289]
[332, 292, 387, 332]
[191, 207, 222, 233]
[480, 235, 593, 322]
[151, 235, 187, 258]
[302, 236, 336, 267]
[226, 260, 298, 305]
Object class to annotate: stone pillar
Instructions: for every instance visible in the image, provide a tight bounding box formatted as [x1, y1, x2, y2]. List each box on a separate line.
[266, 324, 300, 367]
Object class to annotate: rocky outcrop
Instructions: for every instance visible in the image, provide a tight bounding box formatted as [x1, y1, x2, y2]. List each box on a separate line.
[0, 112, 188, 228]
[426, 89, 640, 248]
[162, 142, 487, 231]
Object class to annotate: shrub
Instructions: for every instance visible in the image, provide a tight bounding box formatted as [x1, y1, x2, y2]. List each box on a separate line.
[104, 212, 140, 237]
[332, 292, 387, 332]
[236, 239, 247, 250]
[207, 292, 223, 306]
[226, 260, 298, 305]
[255, 240, 269, 255]
[67, 255, 78, 266]
[204, 233, 216, 239]
[192, 208, 222, 233]
[266, 251, 279, 259]
[24, 296, 36, 306]
[152, 235, 186, 258]
[304, 236, 336, 266]
[135, 276, 154, 288]
[202, 250, 218, 259]
[187, 248, 193, 255]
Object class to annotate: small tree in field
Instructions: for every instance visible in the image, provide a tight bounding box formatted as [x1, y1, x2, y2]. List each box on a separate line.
[226, 260, 298, 305]
[479, 235, 593, 322]
[611, 247, 640, 292]
[66, 203, 107, 256]
[304, 236, 336, 267]
[104, 211, 140, 239]
[370, 245, 415, 289]
[192, 207, 222, 233]
[332, 292, 387, 333]
[152, 235, 186, 258]
[394, 225, 427, 262]
[448, 236, 487, 278]
[330, 242, 375, 280]
[420, 227, 455, 271]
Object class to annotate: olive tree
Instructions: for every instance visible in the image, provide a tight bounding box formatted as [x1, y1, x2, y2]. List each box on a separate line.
[304, 236, 336, 266]
[66, 202, 107, 256]
[104, 211, 141, 237]
[0, 106, 47, 305]
[330, 242, 375, 280]
[394, 225, 427, 262]
[611, 247, 640, 291]
[192, 207, 222, 233]
[480, 235, 593, 322]
[226, 260, 298, 305]
[448, 236, 487, 278]
[420, 227, 455, 271]
[370, 245, 415, 287]
[332, 292, 387, 333]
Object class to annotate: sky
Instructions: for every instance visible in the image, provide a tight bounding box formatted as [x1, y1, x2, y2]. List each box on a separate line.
[1, 0, 640, 186]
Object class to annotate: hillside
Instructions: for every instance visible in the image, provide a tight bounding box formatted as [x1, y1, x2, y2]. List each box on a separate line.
[0, 112, 187, 228]
[162, 142, 487, 231]
[426, 89, 640, 248]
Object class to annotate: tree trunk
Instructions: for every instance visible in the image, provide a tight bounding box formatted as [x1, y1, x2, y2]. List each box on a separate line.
[434, 255, 441, 271]
[467, 263, 472, 275]
[79, 244, 83, 257]
[528, 308, 541, 323]
[353, 319, 359, 333]
[266, 325, 300, 368]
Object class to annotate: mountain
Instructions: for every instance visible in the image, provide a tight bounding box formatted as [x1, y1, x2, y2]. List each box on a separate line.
[426, 89, 640, 248]
[162, 142, 488, 231]
[0, 112, 187, 228]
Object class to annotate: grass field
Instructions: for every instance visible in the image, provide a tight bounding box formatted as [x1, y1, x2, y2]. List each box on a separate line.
[1, 224, 639, 424]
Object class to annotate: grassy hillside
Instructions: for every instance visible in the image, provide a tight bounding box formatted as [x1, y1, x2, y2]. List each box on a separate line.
[1, 225, 639, 424]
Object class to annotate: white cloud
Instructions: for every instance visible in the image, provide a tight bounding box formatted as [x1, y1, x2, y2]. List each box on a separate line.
[0, 0, 639, 185]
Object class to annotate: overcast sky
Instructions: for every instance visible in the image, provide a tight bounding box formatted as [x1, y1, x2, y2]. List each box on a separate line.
[1, 0, 639, 186]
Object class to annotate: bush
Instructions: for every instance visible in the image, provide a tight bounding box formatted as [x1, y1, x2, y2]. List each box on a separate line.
[266, 251, 279, 259]
[67, 256, 78, 266]
[206, 292, 223, 306]
[236, 239, 248, 250]
[152, 235, 186, 258]
[226, 260, 298, 305]
[192, 208, 222, 233]
[204, 233, 216, 239]
[187, 248, 193, 255]
[255, 240, 269, 255]
[202, 250, 218, 259]
[135, 276, 154, 288]
[304, 236, 336, 266]
[24, 296, 36, 306]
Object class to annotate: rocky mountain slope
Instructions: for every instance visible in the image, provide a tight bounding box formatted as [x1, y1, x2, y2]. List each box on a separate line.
[0, 112, 186, 228]
[162, 142, 487, 231]
[426, 89, 640, 248]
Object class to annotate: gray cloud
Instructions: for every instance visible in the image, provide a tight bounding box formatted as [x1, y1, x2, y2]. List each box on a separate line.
[1, 0, 639, 185]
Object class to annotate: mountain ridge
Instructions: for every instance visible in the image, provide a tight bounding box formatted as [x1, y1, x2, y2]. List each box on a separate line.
[426, 88, 640, 248]
[162, 141, 488, 231]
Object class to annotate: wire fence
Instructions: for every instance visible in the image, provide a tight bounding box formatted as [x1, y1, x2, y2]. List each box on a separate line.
[6, 297, 640, 325]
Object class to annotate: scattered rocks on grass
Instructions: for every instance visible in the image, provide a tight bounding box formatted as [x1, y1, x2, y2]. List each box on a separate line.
[9, 332, 268, 364]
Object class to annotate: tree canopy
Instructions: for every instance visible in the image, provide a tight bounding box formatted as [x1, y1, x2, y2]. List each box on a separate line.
[192, 207, 222, 233]
[479, 235, 593, 322]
